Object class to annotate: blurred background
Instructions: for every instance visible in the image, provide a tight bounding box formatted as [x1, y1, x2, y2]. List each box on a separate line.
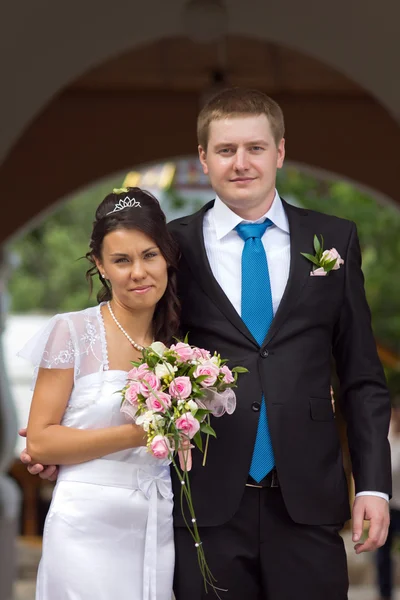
[1, 1, 400, 598]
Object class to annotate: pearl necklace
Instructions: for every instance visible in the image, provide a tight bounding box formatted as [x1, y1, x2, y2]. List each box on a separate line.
[107, 301, 145, 352]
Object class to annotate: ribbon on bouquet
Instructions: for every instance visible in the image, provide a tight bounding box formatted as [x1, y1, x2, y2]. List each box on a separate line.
[196, 387, 237, 417]
[138, 466, 173, 600]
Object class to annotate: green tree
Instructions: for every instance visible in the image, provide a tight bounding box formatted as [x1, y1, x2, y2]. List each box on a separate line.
[277, 168, 400, 396]
[277, 168, 400, 353]
[7, 179, 122, 313]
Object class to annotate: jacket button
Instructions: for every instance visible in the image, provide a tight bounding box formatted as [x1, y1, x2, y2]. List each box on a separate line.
[260, 348, 269, 358]
[251, 402, 261, 412]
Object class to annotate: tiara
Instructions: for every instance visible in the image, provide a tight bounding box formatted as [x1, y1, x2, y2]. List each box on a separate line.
[106, 196, 141, 215]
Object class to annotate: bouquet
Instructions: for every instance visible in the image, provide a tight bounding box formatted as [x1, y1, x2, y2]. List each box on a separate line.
[119, 338, 247, 596]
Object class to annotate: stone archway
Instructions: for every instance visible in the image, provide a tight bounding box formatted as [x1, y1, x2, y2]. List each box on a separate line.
[3, 0, 400, 166]
[1, 35, 400, 242]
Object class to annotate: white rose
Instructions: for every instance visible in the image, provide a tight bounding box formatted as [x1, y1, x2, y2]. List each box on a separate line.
[155, 362, 176, 379]
[152, 413, 166, 428]
[136, 410, 155, 432]
[199, 356, 220, 366]
[150, 341, 167, 357]
[185, 400, 198, 413]
[321, 248, 344, 270]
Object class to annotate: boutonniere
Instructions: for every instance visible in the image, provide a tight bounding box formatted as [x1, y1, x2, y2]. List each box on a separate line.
[301, 234, 344, 276]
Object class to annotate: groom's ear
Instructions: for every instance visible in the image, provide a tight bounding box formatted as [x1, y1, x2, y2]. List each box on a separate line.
[277, 138, 285, 169]
[198, 145, 208, 175]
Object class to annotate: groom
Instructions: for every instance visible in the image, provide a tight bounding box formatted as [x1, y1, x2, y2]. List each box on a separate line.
[22, 88, 391, 599]
[168, 88, 391, 599]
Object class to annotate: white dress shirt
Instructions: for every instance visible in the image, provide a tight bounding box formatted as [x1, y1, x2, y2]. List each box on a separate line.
[203, 191, 388, 502]
[203, 190, 290, 317]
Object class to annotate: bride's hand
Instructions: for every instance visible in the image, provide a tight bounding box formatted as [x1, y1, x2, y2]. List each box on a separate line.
[19, 428, 59, 481]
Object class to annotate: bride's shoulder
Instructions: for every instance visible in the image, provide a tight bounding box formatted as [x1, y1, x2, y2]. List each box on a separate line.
[57, 304, 102, 326]
[45, 305, 103, 343]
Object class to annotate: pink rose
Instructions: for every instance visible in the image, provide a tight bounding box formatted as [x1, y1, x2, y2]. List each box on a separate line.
[175, 412, 200, 439]
[310, 267, 328, 277]
[193, 363, 220, 387]
[220, 365, 234, 384]
[127, 363, 149, 380]
[139, 371, 161, 397]
[192, 347, 211, 360]
[321, 248, 344, 270]
[127, 367, 138, 380]
[169, 376, 192, 399]
[150, 435, 172, 459]
[124, 381, 141, 405]
[170, 342, 194, 362]
[146, 391, 172, 413]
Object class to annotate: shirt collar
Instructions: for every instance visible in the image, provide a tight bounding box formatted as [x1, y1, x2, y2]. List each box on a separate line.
[212, 190, 290, 240]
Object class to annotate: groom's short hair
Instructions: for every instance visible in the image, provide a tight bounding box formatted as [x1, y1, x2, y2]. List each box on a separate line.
[197, 87, 285, 150]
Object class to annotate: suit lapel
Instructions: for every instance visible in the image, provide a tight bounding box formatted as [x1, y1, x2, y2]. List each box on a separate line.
[177, 198, 313, 348]
[264, 199, 311, 345]
[177, 202, 257, 346]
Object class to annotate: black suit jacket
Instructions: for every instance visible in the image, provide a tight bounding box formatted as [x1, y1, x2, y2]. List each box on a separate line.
[168, 199, 391, 527]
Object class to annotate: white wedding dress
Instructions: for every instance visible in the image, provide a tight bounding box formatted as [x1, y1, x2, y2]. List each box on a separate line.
[18, 303, 175, 600]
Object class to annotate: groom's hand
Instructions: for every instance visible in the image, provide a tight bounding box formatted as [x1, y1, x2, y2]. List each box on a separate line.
[352, 495, 389, 553]
[19, 427, 58, 481]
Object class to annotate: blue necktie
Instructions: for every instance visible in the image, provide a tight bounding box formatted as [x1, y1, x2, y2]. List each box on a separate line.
[235, 220, 275, 483]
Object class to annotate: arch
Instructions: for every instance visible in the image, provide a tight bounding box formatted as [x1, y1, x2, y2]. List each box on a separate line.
[1, 86, 399, 242]
[3, 1, 400, 164]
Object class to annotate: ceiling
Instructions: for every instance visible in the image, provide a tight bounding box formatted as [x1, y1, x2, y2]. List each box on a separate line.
[72, 36, 362, 96]
[2, 0, 400, 166]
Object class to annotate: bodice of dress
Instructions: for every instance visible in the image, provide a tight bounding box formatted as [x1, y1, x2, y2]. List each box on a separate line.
[17, 303, 169, 468]
[63, 369, 169, 467]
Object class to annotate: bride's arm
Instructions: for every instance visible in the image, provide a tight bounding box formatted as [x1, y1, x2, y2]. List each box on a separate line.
[27, 367, 146, 465]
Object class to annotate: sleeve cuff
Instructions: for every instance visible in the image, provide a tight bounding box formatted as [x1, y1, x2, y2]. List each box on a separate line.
[355, 491, 389, 502]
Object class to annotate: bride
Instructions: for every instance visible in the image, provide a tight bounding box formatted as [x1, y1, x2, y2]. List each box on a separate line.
[18, 187, 180, 600]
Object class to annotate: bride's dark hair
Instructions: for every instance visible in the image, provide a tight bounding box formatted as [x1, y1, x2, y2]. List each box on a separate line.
[85, 187, 180, 345]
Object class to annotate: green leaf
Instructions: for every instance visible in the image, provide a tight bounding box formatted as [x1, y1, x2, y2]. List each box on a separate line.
[323, 259, 338, 272]
[313, 234, 321, 256]
[192, 431, 203, 452]
[231, 366, 249, 373]
[200, 423, 217, 437]
[187, 365, 197, 378]
[300, 252, 321, 267]
[195, 375, 210, 383]
[146, 355, 159, 369]
[191, 383, 202, 395]
[194, 409, 211, 420]
[319, 234, 324, 260]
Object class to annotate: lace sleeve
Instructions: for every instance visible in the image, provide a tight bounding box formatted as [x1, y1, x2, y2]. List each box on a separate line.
[17, 315, 79, 388]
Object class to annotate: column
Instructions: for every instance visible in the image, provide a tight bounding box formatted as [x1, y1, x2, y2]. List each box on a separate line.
[0, 247, 21, 600]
